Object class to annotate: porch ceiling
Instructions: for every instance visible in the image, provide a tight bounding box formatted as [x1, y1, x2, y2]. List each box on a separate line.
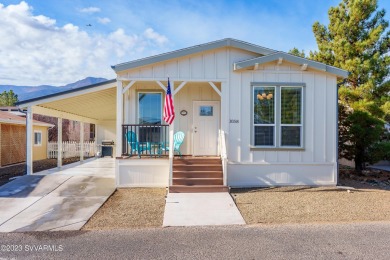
[37, 87, 116, 121]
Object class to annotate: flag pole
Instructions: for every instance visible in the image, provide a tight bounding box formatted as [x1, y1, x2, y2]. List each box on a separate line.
[169, 80, 174, 186]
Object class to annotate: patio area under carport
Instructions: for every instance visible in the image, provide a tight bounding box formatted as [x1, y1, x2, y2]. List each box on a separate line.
[16, 80, 117, 175]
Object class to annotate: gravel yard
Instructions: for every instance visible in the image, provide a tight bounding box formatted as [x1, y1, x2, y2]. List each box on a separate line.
[231, 183, 390, 225]
[79, 166, 390, 229]
[231, 166, 390, 225]
[82, 188, 167, 230]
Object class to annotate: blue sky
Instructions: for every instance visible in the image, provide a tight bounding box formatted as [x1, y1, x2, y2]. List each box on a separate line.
[1, 0, 390, 86]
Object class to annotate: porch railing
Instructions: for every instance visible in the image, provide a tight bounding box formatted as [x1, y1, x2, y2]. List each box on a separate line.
[122, 124, 170, 157]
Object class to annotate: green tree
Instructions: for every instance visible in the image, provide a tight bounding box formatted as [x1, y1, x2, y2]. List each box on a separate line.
[0, 90, 19, 106]
[310, 0, 390, 171]
[288, 47, 306, 58]
[339, 110, 385, 171]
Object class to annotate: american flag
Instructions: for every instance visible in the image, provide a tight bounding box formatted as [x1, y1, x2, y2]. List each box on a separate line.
[163, 78, 175, 124]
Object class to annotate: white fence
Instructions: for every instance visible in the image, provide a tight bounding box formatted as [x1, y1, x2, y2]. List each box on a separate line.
[48, 141, 98, 159]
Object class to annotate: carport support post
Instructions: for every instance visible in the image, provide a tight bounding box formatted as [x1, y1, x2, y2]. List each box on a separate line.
[80, 122, 84, 162]
[57, 118, 62, 168]
[26, 106, 33, 175]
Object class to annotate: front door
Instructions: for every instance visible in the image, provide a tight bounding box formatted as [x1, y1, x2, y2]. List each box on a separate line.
[193, 101, 220, 156]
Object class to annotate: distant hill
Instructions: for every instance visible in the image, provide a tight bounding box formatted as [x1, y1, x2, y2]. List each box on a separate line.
[0, 77, 108, 101]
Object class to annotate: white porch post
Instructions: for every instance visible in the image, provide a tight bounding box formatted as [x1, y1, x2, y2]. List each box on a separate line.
[221, 81, 229, 186]
[116, 80, 123, 157]
[94, 124, 98, 155]
[26, 106, 33, 175]
[57, 117, 62, 168]
[80, 122, 84, 162]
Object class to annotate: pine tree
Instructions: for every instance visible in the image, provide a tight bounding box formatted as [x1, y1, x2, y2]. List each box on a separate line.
[288, 48, 306, 58]
[0, 90, 19, 106]
[310, 0, 390, 171]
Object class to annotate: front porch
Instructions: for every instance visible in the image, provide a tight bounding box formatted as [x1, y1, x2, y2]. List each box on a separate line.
[115, 78, 228, 190]
[116, 79, 224, 158]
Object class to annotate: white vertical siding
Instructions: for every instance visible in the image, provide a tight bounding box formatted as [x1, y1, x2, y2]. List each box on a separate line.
[303, 72, 315, 162]
[204, 52, 215, 79]
[314, 74, 327, 163]
[227, 60, 338, 186]
[118, 46, 339, 187]
[178, 59, 190, 78]
[119, 48, 258, 81]
[230, 66, 337, 166]
[240, 73, 252, 162]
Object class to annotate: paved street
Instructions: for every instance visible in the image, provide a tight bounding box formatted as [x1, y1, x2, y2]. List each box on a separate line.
[0, 222, 389, 259]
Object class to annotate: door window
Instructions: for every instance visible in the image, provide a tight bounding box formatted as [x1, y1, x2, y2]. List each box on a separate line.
[199, 106, 213, 116]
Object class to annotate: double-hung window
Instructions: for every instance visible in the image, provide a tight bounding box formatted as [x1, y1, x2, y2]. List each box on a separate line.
[252, 83, 304, 148]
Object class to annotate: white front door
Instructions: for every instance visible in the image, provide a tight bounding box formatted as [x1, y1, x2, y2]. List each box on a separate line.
[193, 101, 220, 156]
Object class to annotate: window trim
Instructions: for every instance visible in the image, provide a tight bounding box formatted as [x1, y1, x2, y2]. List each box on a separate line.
[137, 91, 163, 125]
[253, 86, 276, 148]
[279, 86, 304, 148]
[251, 82, 305, 150]
[34, 130, 42, 146]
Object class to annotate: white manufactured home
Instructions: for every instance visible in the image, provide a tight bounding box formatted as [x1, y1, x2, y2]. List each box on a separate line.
[17, 38, 348, 191]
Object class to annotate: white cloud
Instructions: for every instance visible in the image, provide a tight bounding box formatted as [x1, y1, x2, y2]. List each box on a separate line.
[97, 17, 111, 24]
[78, 6, 100, 13]
[143, 28, 168, 46]
[0, 2, 169, 86]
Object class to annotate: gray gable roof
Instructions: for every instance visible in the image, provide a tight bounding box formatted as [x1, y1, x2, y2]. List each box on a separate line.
[16, 79, 116, 106]
[234, 51, 349, 78]
[111, 38, 277, 72]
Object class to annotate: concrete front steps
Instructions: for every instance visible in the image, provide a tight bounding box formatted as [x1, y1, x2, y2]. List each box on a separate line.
[169, 158, 229, 193]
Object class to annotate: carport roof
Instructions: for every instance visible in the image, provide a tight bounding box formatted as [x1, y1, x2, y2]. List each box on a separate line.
[16, 79, 117, 122]
[16, 79, 116, 106]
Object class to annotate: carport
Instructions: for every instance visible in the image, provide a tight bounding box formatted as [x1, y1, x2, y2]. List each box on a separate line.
[16, 80, 117, 174]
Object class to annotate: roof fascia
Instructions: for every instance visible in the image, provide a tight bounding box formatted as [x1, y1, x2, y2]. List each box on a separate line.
[234, 52, 349, 78]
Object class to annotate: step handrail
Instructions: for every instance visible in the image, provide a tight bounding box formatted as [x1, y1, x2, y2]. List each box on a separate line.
[219, 130, 228, 186]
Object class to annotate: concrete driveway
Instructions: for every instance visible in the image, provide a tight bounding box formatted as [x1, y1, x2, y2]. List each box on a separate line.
[0, 158, 115, 232]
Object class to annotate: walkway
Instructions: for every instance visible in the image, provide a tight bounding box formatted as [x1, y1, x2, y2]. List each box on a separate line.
[163, 192, 245, 226]
[0, 158, 115, 232]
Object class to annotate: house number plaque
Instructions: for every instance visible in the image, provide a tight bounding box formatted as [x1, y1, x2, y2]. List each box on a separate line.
[229, 119, 239, 123]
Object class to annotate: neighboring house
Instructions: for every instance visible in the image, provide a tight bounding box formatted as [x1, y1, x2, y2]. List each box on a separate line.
[17, 38, 348, 189]
[0, 110, 53, 166]
[33, 114, 95, 142]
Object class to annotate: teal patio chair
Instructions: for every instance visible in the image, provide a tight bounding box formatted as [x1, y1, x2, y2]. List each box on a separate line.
[161, 131, 185, 157]
[126, 131, 151, 158]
